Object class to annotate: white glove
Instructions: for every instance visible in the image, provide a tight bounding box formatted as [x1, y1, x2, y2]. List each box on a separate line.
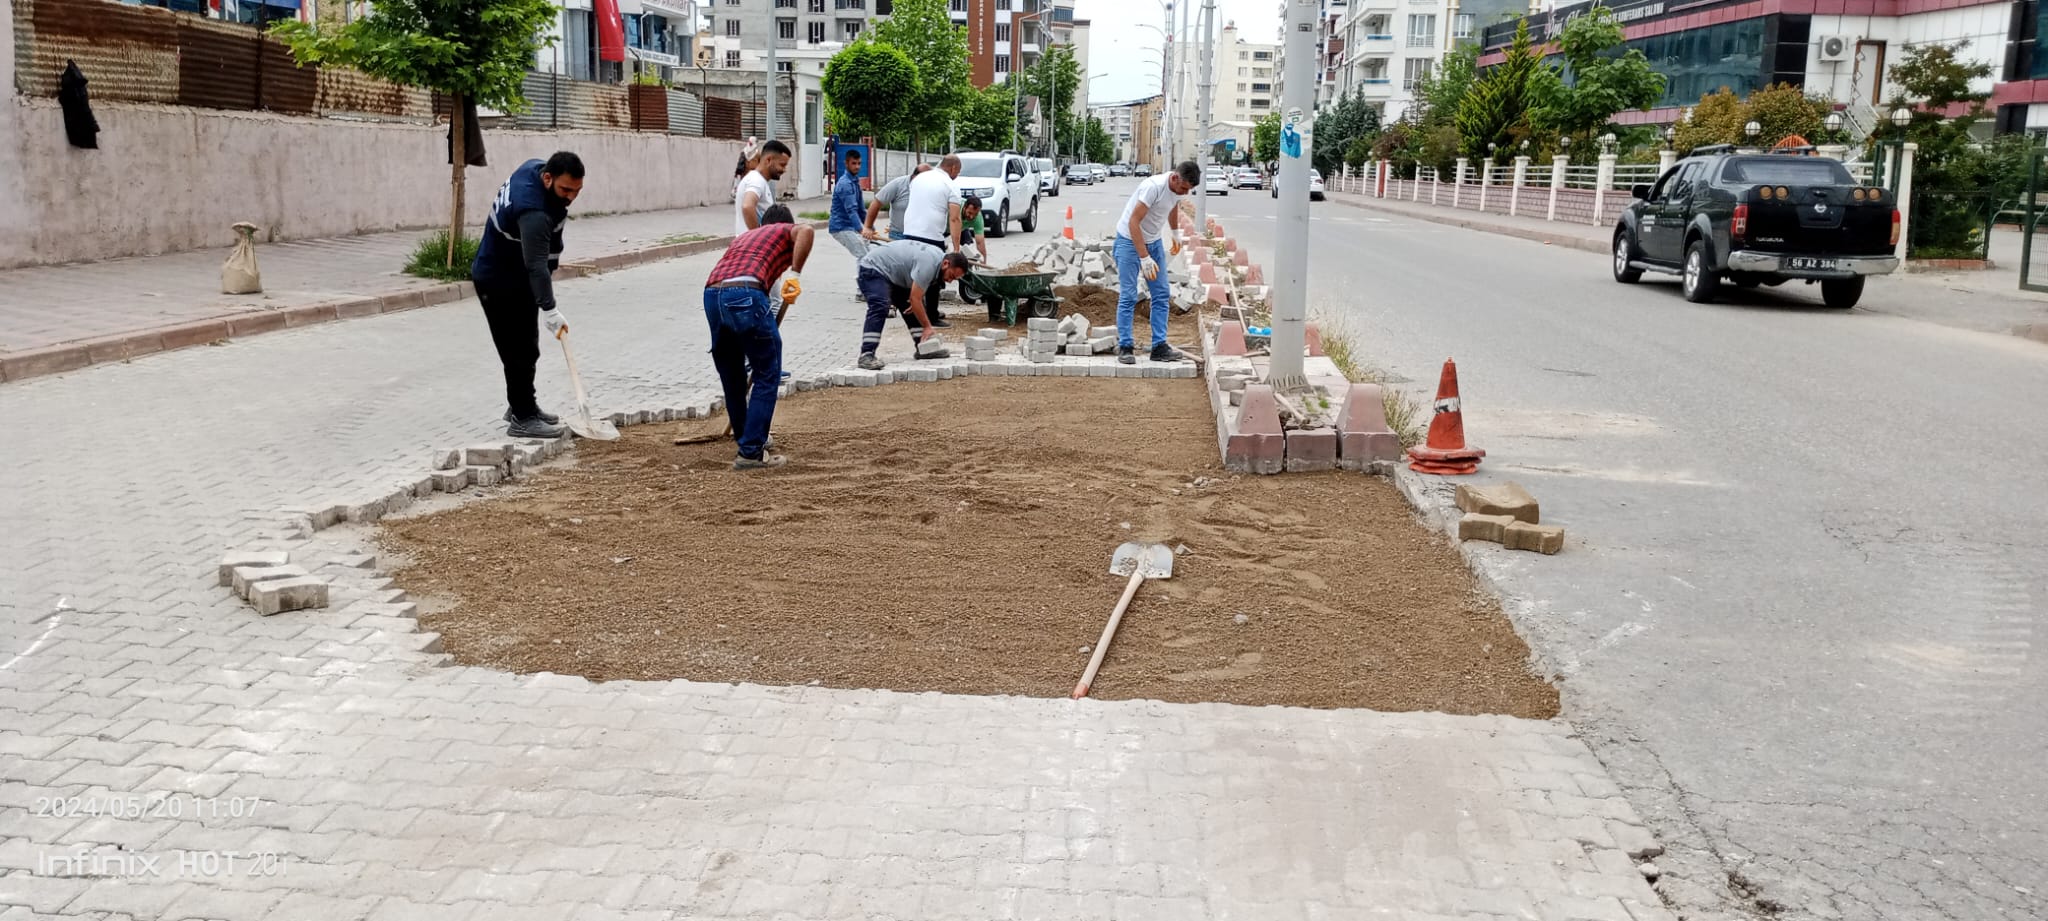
[1140, 256, 1160, 281]
[541, 308, 568, 339]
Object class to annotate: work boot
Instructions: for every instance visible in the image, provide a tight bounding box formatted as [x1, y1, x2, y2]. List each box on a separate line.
[1150, 343, 1188, 363]
[507, 415, 568, 439]
[857, 352, 886, 371]
[505, 408, 561, 425]
[929, 315, 953, 329]
[1117, 345, 1136, 365]
[733, 453, 788, 471]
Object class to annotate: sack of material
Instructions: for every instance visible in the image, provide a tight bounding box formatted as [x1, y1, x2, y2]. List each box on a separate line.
[222, 222, 262, 295]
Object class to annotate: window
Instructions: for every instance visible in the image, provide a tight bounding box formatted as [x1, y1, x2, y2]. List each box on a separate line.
[1402, 57, 1431, 90]
[1453, 13, 1473, 40]
[1627, 19, 1767, 108]
[1238, 66, 1248, 76]
[810, 0, 824, 9]
[997, 0, 1011, 9]
[725, 18, 739, 36]
[996, 54, 1011, 73]
[809, 21, 825, 43]
[1252, 82, 1270, 92]
[777, 18, 794, 39]
[776, 0, 794, 7]
[1237, 82, 1247, 91]
[725, 50, 740, 67]
[951, 0, 965, 9]
[836, 0, 864, 8]
[1239, 51, 1248, 60]
[1406, 14, 1435, 48]
[1254, 67, 1270, 77]
[996, 23, 1010, 42]
[1253, 50, 1271, 61]
[1249, 98, 1270, 108]
[843, 20, 862, 39]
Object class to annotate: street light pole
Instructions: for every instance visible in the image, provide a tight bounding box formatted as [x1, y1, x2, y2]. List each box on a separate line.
[765, 24, 777, 142]
[1268, 0, 1318, 391]
[1195, 0, 1215, 233]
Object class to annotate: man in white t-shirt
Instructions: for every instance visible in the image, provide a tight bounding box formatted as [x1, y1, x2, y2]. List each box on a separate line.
[902, 155, 964, 252]
[1114, 160, 1200, 364]
[734, 139, 792, 234]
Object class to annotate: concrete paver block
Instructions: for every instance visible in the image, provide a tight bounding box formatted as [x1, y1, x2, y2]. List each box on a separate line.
[1026, 317, 1058, 332]
[470, 466, 504, 487]
[218, 551, 290, 586]
[1337, 383, 1403, 469]
[431, 468, 472, 492]
[230, 563, 311, 599]
[1456, 481, 1541, 523]
[432, 450, 460, 471]
[1090, 326, 1117, 338]
[464, 444, 514, 468]
[1505, 522, 1567, 555]
[1284, 427, 1339, 472]
[249, 576, 330, 615]
[977, 328, 1007, 340]
[1459, 513, 1518, 544]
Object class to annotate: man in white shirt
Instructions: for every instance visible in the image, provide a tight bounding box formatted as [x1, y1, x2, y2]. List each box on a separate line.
[734, 139, 792, 234]
[862, 163, 934, 241]
[902, 155, 964, 252]
[1114, 160, 1201, 364]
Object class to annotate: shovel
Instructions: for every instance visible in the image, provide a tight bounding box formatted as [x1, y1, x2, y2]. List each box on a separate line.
[556, 329, 619, 441]
[674, 297, 793, 446]
[1071, 542, 1175, 700]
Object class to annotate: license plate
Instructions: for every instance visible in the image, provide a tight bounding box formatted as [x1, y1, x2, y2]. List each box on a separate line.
[1787, 257, 1841, 270]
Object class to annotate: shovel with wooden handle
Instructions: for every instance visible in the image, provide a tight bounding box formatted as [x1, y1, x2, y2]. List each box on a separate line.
[1072, 542, 1175, 699]
[673, 297, 793, 446]
[556, 328, 619, 441]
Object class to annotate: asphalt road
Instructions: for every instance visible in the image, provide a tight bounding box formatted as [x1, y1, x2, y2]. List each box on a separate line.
[1046, 178, 2048, 921]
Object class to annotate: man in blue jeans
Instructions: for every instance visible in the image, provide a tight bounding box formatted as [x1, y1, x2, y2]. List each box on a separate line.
[702, 205, 815, 470]
[1113, 160, 1201, 364]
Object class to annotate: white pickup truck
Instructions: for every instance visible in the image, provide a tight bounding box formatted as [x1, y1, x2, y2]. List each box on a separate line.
[951, 151, 1041, 238]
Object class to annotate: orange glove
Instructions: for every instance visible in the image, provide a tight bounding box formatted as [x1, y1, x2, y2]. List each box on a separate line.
[1170, 236, 1182, 256]
[780, 273, 802, 304]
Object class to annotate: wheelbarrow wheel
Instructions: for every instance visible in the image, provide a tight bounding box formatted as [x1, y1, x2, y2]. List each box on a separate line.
[1028, 298, 1057, 319]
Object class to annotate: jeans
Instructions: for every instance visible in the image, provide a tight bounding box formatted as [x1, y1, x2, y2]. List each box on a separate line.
[831, 229, 870, 261]
[1113, 235, 1171, 349]
[701, 286, 783, 459]
[473, 277, 541, 418]
[857, 267, 933, 354]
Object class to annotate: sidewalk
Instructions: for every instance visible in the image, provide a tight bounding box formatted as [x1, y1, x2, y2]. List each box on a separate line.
[0, 205, 788, 384]
[1330, 190, 2048, 340]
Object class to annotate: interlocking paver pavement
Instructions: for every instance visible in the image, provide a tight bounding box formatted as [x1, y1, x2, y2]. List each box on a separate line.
[0, 221, 1672, 920]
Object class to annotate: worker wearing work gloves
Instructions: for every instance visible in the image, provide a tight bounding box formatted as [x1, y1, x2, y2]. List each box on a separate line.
[471, 151, 585, 439]
[702, 205, 815, 470]
[855, 242, 972, 371]
[1113, 160, 1200, 365]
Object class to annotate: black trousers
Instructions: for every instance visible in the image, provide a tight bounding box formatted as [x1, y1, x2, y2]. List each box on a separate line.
[473, 278, 542, 418]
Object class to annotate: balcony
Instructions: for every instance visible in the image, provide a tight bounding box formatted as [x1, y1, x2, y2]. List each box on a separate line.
[1357, 78, 1393, 98]
[1354, 34, 1393, 57]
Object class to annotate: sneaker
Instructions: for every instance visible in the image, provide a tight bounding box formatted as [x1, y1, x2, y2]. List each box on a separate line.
[780, 371, 792, 383]
[1150, 343, 1188, 363]
[504, 408, 561, 425]
[857, 352, 886, 371]
[1117, 345, 1136, 365]
[929, 316, 954, 329]
[733, 453, 788, 471]
[508, 415, 568, 439]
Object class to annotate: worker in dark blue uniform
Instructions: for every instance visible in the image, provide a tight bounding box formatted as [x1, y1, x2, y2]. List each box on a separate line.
[471, 151, 585, 439]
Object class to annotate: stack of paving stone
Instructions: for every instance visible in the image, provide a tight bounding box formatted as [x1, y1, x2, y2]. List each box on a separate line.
[1055, 314, 1118, 357]
[218, 550, 330, 615]
[1023, 318, 1062, 363]
[1455, 482, 1566, 554]
[964, 328, 1004, 362]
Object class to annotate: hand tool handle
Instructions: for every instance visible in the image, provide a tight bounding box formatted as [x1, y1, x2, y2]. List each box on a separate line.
[1071, 567, 1146, 699]
[559, 332, 593, 413]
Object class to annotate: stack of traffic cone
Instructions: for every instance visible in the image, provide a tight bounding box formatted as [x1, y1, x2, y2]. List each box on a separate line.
[1407, 359, 1485, 475]
[1062, 206, 1074, 240]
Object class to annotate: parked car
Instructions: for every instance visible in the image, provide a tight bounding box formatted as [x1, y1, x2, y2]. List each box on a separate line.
[1233, 167, 1264, 190]
[1134, 164, 1154, 177]
[1204, 167, 1232, 196]
[952, 151, 1041, 237]
[1611, 146, 1899, 308]
[1065, 163, 1097, 186]
[1088, 164, 1110, 183]
[1269, 168, 1326, 201]
[1110, 164, 1131, 177]
[1033, 157, 1060, 197]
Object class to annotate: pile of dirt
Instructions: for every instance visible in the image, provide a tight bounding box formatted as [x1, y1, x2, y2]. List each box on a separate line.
[384, 379, 1557, 716]
[983, 260, 1043, 276]
[1053, 285, 1200, 341]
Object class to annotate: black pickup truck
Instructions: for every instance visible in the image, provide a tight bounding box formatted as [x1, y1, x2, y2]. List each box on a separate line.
[1612, 147, 1900, 308]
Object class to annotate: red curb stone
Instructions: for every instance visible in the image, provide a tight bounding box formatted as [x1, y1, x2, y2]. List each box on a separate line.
[1206, 284, 1230, 306]
[226, 311, 289, 337]
[1284, 427, 1338, 472]
[419, 284, 468, 306]
[1232, 249, 1249, 267]
[1226, 384, 1286, 475]
[159, 319, 233, 350]
[85, 332, 165, 365]
[1215, 321, 1249, 356]
[1199, 263, 1219, 284]
[283, 304, 339, 328]
[0, 345, 93, 382]
[1337, 383, 1402, 468]
[1245, 265, 1264, 285]
[1304, 323, 1325, 357]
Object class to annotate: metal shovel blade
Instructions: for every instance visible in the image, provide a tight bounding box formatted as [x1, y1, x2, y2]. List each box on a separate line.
[1109, 542, 1175, 579]
[557, 332, 620, 441]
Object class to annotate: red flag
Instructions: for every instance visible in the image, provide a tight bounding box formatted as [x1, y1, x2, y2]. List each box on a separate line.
[595, 0, 626, 64]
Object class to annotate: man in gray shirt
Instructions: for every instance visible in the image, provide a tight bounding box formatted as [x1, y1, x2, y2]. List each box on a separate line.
[855, 240, 971, 370]
[861, 163, 934, 242]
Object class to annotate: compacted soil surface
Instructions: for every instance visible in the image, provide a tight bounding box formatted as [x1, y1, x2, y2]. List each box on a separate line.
[384, 378, 1557, 717]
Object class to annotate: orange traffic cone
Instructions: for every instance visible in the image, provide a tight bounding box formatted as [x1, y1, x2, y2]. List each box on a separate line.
[1062, 206, 1074, 240]
[1406, 359, 1485, 475]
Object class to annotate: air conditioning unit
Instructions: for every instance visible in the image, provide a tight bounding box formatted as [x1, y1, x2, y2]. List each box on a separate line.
[1819, 35, 1853, 63]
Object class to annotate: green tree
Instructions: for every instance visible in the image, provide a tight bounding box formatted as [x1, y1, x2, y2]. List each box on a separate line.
[1083, 116, 1116, 165]
[1526, 8, 1664, 143]
[1252, 111, 1282, 165]
[1742, 83, 1829, 147]
[1456, 18, 1542, 163]
[1671, 87, 1747, 152]
[871, 0, 973, 152]
[1414, 44, 1476, 130]
[1312, 89, 1381, 175]
[822, 37, 921, 141]
[272, 0, 558, 268]
[952, 82, 1016, 151]
[1887, 41, 1997, 257]
[1020, 45, 1081, 156]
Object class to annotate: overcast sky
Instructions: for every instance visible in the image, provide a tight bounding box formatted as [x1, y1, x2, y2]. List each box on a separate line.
[1081, 0, 1282, 106]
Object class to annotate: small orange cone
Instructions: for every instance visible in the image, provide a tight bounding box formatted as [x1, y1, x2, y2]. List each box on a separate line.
[1062, 206, 1074, 240]
[1406, 358, 1485, 475]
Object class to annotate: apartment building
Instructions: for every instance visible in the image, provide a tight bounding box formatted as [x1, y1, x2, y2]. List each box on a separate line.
[1164, 21, 1279, 156]
[703, 0, 1064, 86]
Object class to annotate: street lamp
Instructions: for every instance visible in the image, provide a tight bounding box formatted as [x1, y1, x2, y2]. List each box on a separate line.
[1743, 120, 1761, 141]
[1824, 111, 1844, 135]
[1890, 105, 1914, 138]
[1599, 132, 1616, 154]
[1663, 125, 1677, 147]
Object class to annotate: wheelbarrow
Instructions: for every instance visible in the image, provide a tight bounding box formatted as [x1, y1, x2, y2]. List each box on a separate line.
[962, 268, 1063, 325]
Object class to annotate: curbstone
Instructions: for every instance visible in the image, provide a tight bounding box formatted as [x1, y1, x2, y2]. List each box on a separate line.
[432, 450, 461, 471]
[1505, 521, 1567, 555]
[1458, 512, 1517, 544]
[470, 465, 504, 487]
[1337, 383, 1403, 468]
[250, 576, 330, 616]
[431, 467, 473, 492]
[1284, 427, 1339, 472]
[978, 327, 1008, 340]
[1226, 385, 1287, 475]
[464, 444, 515, 469]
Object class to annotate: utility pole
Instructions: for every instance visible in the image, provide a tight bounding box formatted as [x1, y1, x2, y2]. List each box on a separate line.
[1268, 0, 1317, 391]
[1162, 1, 1175, 168]
[765, 19, 778, 142]
[1195, 0, 1214, 233]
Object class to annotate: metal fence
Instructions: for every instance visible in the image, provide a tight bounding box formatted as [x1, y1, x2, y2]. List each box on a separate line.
[1909, 189, 1996, 261]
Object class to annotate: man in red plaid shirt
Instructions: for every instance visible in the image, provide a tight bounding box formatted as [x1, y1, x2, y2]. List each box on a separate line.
[703, 205, 815, 469]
